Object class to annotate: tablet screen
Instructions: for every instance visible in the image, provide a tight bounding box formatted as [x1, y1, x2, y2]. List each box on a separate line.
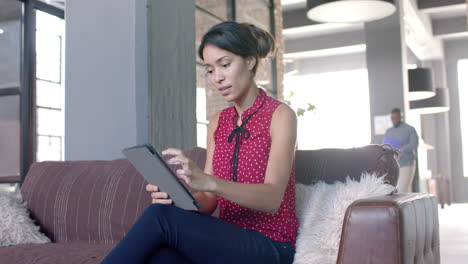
[123, 144, 200, 211]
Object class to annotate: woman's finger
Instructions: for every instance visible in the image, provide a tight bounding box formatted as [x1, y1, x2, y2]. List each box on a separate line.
[152, 198, 173, 204]
[151, 192, 169, 199]
[162, 148, 183, 157]
[168, 156, 190, 166]
[145, 184, 158, 192]
[178, 175, 190, 184]
[177, 169, 192, 176]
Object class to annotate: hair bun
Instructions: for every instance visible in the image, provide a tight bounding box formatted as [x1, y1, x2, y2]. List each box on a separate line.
[245, 24, 275, 58]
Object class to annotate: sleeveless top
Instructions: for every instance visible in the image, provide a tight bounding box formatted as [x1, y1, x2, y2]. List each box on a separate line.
[212, 88, 298, 245]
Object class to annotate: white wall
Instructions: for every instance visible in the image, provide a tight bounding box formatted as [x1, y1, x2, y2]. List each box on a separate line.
[445, 38, 468, 202]
[65, 0, 148, 160]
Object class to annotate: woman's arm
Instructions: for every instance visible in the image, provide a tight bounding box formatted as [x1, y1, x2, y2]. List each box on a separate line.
[209, 104, 297, 214]
[193, 112, 220, 215]
[164, 104, 297, 215]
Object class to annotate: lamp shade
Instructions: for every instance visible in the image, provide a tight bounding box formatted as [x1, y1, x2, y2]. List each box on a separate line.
[410, 88, 450, 114]
[306, 0, 396, 23]
[408, 68, 435, 101]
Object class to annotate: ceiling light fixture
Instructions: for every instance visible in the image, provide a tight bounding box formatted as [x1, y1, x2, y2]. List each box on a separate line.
[410, 88, 450, 114]
[306, 0, 397, 23]
[408, 68, 435, 101]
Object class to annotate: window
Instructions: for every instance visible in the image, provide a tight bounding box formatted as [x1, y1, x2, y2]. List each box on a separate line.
[35, 10, 65, 162]
[0, 0, 21, 184]
[458, 59, 468, 177]
[284, 69, 371, 149]
[195, 2, 229, 148]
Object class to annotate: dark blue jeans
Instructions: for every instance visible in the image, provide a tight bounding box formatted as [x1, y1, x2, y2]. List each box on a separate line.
[102, 204, 295, 264]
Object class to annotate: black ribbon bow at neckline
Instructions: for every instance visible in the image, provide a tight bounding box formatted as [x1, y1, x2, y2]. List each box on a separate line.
[228, 99, 265, 182]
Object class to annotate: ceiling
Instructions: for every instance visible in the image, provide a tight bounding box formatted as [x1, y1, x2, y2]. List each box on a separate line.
[281, 0, 468, 59]
[0, 0, 65, 23]
[0, 0, 21, 22]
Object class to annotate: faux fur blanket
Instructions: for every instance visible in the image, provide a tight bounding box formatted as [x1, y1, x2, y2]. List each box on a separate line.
[0, 190, 50, 247]
[294, 172, 395, 264]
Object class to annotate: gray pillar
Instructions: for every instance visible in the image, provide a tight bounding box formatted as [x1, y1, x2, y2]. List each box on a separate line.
[365, 1, 408, 144]
[135, 0, 150, 145]
[148, 0, 197, 152]
[420, 60, 452, 189]
[445, 39, 468, 202]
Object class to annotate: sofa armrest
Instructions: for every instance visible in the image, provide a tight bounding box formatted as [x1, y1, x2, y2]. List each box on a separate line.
[336, 194, 440, 264]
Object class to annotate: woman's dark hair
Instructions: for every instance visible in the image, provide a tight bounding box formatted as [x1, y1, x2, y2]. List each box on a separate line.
[198, 21, 275, 75]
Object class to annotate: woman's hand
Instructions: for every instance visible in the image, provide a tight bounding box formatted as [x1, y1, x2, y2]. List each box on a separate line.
[162, 148, 216, 192]
[145, 184, 173, 205]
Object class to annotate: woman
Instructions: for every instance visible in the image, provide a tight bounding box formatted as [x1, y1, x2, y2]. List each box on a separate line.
[102, 21, 298, 264]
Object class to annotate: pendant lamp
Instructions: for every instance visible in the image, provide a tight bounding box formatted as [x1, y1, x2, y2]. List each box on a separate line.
[408, 68, 435, 101]
[410, 88, 450, 114]
[306, 0, 397, 23]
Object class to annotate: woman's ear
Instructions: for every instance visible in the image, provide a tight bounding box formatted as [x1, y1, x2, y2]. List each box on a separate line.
[246, 56, 256, 71]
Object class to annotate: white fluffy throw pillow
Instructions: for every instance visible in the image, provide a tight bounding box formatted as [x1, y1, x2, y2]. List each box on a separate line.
[0, 190, 50, 247]
[294, 172, 395, 264]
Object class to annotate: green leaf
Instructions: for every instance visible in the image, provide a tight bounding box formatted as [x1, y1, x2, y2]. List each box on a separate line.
[307, 103, 316, 111]
[297, 108, 305, 116]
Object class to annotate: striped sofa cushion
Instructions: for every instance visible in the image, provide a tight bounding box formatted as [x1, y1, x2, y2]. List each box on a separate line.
[20, 148, 208, 244]
[21, 159, 151, 244]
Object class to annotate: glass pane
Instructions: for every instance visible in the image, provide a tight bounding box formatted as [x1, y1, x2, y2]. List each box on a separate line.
[37, 79, 62, 109]
[36, 11, 63, 83]
[0, 0, 22, 181]
[197, 123, 208, 149]
[195, 9, 223, 63]
[35, 10, 65, 162]
[235, 0, 271, 32]
[196, 65, 229, 120]
[36, 107, 64, 137]
[196, 0, 230, 20]
[284, 69, 371, 150]
[196, 87, 207, 122]
[0, 95, 20, 178]
[0, 22, 21, 88]
[37, 135, 62, 162]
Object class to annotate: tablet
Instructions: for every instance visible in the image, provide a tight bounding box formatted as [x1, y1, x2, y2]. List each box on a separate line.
[122, 144, 200, 211]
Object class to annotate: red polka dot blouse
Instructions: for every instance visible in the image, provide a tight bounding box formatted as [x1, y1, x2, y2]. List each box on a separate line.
[213, 88, 298, 246]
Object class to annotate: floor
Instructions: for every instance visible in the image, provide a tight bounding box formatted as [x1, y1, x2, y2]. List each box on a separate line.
[439, 203, 468, 263]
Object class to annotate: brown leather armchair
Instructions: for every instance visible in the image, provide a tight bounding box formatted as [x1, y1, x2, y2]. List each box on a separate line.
[294, 145, 440, 264]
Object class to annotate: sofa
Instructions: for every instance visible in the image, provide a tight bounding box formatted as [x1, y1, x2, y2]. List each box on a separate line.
[0, 145, 440, 264]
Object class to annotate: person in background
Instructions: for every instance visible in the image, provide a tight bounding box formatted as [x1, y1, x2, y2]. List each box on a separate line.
[383, 108, 419, 193]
